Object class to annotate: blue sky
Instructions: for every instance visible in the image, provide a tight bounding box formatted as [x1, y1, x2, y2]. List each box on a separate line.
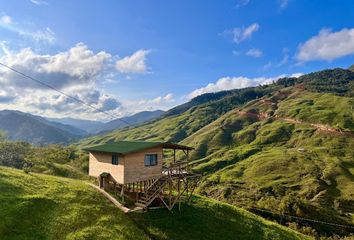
[0, 0, 353, 120]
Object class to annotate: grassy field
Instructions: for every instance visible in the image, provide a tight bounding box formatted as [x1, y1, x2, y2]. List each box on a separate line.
[0, 167, 309, 240]
[0, 166, 148, 240]
[131, 195, 310, 240]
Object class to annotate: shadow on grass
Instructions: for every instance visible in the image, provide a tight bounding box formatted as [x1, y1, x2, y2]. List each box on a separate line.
[129, 196, 305, 240]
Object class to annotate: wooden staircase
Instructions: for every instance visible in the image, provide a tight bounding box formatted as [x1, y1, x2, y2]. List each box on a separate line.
[135, 176, 169, 209]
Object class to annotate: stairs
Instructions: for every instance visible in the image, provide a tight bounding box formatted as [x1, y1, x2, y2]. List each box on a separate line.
[135, 176, 169, 208]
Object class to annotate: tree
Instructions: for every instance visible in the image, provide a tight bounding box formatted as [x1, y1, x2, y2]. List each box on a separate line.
[0, 131, 7, 142]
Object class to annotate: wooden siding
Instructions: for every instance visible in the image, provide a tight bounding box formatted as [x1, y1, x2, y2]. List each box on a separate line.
[88, 146, 164, 184]
[89, 152, 125, 184]
[124, 146, 163, 183]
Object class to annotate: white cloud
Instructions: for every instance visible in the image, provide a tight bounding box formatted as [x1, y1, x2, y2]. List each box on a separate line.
[151, 93, 174, 103]
[0, 43, 124, 120]
[115, 49, 150, 74]
[0, 42, 111, 89]
[296, 28, 354, 62]
[231, 23, 260, 44]
[0, 15, 12, 25]
[30, 0, 48, 5]
[279, 0, 289, 9]
[0, 14, 55, 44]
[234, 0, 250, 8]
[246, 48, 262, 58]
[188, 73, 302, 98]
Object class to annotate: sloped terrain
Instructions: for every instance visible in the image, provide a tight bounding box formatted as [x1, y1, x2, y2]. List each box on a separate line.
[0, 167, 308, 240]
[182, 88, 354, 235]
[76, 67, 354, 237]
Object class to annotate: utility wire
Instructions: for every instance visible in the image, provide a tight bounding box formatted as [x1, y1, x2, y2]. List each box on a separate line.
[0, 62, 134, 127]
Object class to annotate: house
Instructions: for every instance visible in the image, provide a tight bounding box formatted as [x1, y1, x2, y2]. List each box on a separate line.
[84, 141, 199, 211]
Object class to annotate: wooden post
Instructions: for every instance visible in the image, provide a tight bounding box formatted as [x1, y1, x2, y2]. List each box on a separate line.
[169, 180, 172, 209]
[121, 185, 124, 202]
[173, 149, 176, 163]
[178, 178, 181, 211]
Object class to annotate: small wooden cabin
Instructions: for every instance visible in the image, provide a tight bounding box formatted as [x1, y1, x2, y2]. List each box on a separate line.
[85, 141, 192, 183]
[85, 141, 198, 211]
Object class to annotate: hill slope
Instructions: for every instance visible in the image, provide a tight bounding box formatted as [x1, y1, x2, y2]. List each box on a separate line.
[77, 67, 354, 237]
[0, 167, 309, 240]
[95, 110, 165, 134]
[182, 88, 354, 235]
[0, 110, 84, 145]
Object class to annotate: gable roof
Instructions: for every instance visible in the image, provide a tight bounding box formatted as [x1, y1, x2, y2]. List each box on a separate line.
[83, 141, 193, 155]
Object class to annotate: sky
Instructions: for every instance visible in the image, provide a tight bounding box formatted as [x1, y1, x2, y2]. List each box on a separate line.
[0, 0, 354, 121]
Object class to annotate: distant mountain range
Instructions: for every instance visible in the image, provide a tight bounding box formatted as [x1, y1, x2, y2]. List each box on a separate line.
[48, 110, 165, 134]
[0, 110, 84, 145]
[93, 110, 164, 134]
[0, 109, 165, 145]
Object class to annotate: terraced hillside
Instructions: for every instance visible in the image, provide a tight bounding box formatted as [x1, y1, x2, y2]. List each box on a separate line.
[0, 167, 309, 240]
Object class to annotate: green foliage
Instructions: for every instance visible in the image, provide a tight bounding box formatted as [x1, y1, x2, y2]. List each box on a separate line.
[0, 141, 31, 169]
[0, 141, 88, 179]
[0, 130, 7, 141]
[277, 68, 354, 97]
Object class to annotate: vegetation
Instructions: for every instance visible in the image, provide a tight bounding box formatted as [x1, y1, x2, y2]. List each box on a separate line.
[180, 89, 354, 236]
[0, 167, 309, 240]
[0, 141, 88, 179]
[76, 68, 354, 238]
[0, 166, 148, 240]
[131, 195, 310, 240]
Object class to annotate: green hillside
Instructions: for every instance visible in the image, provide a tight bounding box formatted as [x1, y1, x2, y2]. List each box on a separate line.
[0, 166, 147, 240]
[0, 167, 309, 240]
[77, 85, 278, 146]
[181, 88, 354, 236]
[74, 67, 354, 237]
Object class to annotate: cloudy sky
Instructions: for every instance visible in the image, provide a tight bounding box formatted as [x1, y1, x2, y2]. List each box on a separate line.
[0, 0, 353, 121]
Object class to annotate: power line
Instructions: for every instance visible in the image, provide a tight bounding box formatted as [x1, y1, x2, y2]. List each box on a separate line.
[0, 62, 134, 127]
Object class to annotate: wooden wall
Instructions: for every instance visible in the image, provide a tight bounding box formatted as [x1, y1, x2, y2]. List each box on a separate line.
[88, 146, 164, 184]
[124, 146, 163, 183]
[89, 152, 125, 184]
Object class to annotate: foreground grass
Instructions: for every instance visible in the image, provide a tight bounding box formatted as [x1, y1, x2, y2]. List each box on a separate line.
[0, 166, 148, 240]
[0, 166, 309, 240]
[131, 195, 310, 240]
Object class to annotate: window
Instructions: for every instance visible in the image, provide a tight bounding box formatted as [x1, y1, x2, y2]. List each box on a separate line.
[112, 155, 119, 165]
[144, 154, 158, 166]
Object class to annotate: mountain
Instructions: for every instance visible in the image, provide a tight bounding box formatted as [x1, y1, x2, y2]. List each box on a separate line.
[46, 117, 104, 134]
[78, 67, 354, 237]
[94, 110, 165, 134]
[48, 110, 165, 134]
[0, 166, 308, 240]
[0, 110, 85, 145]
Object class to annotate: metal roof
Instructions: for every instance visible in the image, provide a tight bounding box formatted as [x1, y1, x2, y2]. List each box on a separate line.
[83, 141, 193, 154]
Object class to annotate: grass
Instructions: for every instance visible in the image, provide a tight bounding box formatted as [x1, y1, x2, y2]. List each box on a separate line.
[0, 166, 148, 240]
[130, 195, 310, 240]
[0, 166, 310, 240]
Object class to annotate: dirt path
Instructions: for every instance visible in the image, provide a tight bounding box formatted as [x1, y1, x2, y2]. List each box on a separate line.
[237, 110, 354, 137]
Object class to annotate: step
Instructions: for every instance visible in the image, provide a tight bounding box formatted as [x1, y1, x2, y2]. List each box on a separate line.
[135, 202, 146, 208]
